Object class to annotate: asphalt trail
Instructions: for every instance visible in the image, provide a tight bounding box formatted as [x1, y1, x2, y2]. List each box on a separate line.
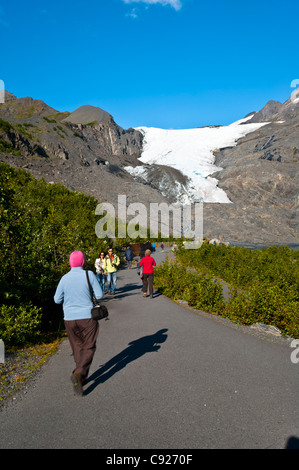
[0, 249, 298, 449]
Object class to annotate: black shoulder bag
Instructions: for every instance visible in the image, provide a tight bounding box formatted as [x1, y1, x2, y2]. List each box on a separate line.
[86, 271, 109, 321]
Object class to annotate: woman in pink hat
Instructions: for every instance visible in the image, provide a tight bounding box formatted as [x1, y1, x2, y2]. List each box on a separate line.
[54, 251, 103, 395]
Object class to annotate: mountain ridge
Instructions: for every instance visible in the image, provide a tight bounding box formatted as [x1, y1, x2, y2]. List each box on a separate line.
[0, 90, 298, 244]
[247, 87, 299, 123]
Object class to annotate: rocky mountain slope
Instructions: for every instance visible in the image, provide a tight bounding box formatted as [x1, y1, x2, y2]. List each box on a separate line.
[0, 90, 298, 245]
[204, 89, 299, 245]
[204, 117, 298, 244]
[247, 87, 299, 123]
[0, 92, 168, 209]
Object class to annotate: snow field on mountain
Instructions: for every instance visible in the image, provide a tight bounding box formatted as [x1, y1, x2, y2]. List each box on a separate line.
[126, 117, 268, 203]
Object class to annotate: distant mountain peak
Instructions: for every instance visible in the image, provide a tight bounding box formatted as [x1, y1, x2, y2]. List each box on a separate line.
[0, 92, 58, 119]
[246, 90, 299, 123]
[62, 104, 112, 125]
[248, 100, 283, 123]
[3, 91, 18, 102]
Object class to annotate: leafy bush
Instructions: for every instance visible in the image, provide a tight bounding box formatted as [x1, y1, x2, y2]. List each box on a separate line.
[224, 282, 299, 338]
[0, 303, 42, 346]
[173, 244, 299, 337]
[154, 262, 225, 314]
[0, 162, 109, 337]
[176, 243, 299, 290]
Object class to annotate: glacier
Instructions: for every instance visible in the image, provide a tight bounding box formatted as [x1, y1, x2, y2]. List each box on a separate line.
[125, 116, 268, 204]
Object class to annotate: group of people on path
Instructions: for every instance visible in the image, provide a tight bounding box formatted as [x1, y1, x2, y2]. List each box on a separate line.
[53, 245, 158, 396]
[94, 245, 157, 298]
[94, 247, 120, 295]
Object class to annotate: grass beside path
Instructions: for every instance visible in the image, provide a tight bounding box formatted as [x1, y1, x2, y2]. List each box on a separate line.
[0, 338, 64, 405]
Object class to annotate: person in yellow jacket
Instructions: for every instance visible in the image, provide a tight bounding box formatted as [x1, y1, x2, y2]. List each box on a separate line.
[103, 247, 120, 295]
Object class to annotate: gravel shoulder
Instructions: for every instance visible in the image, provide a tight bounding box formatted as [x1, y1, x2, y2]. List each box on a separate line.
[0, 340, 62, 407]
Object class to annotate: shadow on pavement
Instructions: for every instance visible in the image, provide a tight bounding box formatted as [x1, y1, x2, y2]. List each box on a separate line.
[110, 282, 142, 300]
[84, 329, 168, 396]
[285, 436, 299, 449]
[103, 282, 162, 300]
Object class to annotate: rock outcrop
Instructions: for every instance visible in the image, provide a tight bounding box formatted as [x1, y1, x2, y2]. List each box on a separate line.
[0, 93, 168, 210]
[203, 112, 298, 244]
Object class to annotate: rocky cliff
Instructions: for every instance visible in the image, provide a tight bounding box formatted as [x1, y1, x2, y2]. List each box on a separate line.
[0, 92, 168, 209]
[203, 91, 299, 245]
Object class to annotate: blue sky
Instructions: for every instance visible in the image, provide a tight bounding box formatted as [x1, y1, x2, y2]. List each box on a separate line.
[0, 0, 298, 128]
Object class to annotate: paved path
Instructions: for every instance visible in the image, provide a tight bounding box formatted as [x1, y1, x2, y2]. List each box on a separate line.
[0, 249, 298, 449]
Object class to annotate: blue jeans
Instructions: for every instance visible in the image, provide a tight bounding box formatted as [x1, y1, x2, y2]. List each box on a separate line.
[96, 273, 106, 293]
[107, 272, 117, 293]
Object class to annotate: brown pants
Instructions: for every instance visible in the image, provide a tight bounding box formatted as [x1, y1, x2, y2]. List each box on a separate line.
[142, 273, 154, 296]
[64, 318, 99, 379]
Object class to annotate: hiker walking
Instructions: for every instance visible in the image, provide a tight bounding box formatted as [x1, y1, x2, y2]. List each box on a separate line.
[124, 246, 134, 269]
[94, 251, 106, 293]
[139, 249, 156, 298]
[104, 247, 120, 295]
[54, 250, 103, 395]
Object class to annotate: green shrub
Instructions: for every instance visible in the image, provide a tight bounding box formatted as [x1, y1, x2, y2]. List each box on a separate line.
[154, 262, 225, 314]
[223, 281, 299, 337]
[185, 276, 225, 313]
[174, 244, 299, 337]
[0, 162, 110, 340]
[0, 303, 42, 346]
[176, 244, 299, 291]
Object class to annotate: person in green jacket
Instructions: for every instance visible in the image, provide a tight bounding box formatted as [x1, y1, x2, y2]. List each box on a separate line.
[104, 247, 120, 295]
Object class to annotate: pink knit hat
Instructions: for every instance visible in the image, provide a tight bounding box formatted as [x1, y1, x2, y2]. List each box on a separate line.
[69, 251, 85, 268]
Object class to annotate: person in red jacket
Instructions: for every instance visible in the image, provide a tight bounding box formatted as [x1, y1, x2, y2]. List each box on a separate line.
[139, 249, 156, 298]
